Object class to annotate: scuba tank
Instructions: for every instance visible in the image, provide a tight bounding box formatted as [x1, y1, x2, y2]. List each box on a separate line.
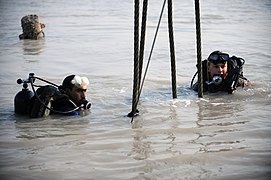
[14, 79, 34, 115]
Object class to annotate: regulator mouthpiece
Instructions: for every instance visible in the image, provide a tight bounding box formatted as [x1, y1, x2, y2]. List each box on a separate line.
[212, 75, 223, 85]
[80, 100, 91, 110]
[206, 75, 222, 85]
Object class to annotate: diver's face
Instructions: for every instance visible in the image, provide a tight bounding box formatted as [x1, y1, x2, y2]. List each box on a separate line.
[67, 81, 88, 106]
[208, 62, 228, 79]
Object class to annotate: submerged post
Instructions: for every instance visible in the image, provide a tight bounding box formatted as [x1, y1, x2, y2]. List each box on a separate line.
[194, 0, 203, 97]
[19, 14, 45, 40]
[167, 0, 177, 99]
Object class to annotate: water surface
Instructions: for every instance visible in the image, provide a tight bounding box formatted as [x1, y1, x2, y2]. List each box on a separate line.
[0, 0, 270, 179]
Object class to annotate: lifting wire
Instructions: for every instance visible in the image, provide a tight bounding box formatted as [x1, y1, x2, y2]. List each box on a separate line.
[129, 0, 177, 123]
[129, 0, 204, 122]
[194, 0, 203, 97]
[167, 0, 177, 99]
[130, 0, 140, 119]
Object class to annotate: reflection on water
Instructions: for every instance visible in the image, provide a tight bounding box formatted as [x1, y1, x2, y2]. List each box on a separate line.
[197, 96, 245, 123]
[195, 96, 248, 153]
[131, 128, 152, 161]
[15, 116, 90, 139]
[21, 39, 45, 56]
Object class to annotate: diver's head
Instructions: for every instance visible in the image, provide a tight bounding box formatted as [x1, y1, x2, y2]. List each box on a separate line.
[60, 75, 89, 106]
[208, 51, 229, 64]
[207, 51, 229, 79]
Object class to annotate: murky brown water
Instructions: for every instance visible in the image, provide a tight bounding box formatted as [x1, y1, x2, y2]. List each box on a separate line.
[0, 0, 270, 179]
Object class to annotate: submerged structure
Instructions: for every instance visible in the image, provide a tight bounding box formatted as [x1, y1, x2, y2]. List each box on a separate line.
[19, 14, 45, 40]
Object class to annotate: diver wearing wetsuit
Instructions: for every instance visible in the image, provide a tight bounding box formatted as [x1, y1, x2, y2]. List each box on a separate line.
[14, 74, 91, 118]
[53, 75, 91, 115]
[191, 51, 249, 93]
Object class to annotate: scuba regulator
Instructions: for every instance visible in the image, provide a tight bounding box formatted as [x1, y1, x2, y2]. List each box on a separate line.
[205, 74, 223, 86]
[80, 99, 91, 110]
[14, 73, 91, 118]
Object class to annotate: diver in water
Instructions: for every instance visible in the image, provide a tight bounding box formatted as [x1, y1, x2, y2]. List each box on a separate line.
[191, 51, 250, 93]
[53, 75, 91, 115]
[14, 73, 91, 118]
